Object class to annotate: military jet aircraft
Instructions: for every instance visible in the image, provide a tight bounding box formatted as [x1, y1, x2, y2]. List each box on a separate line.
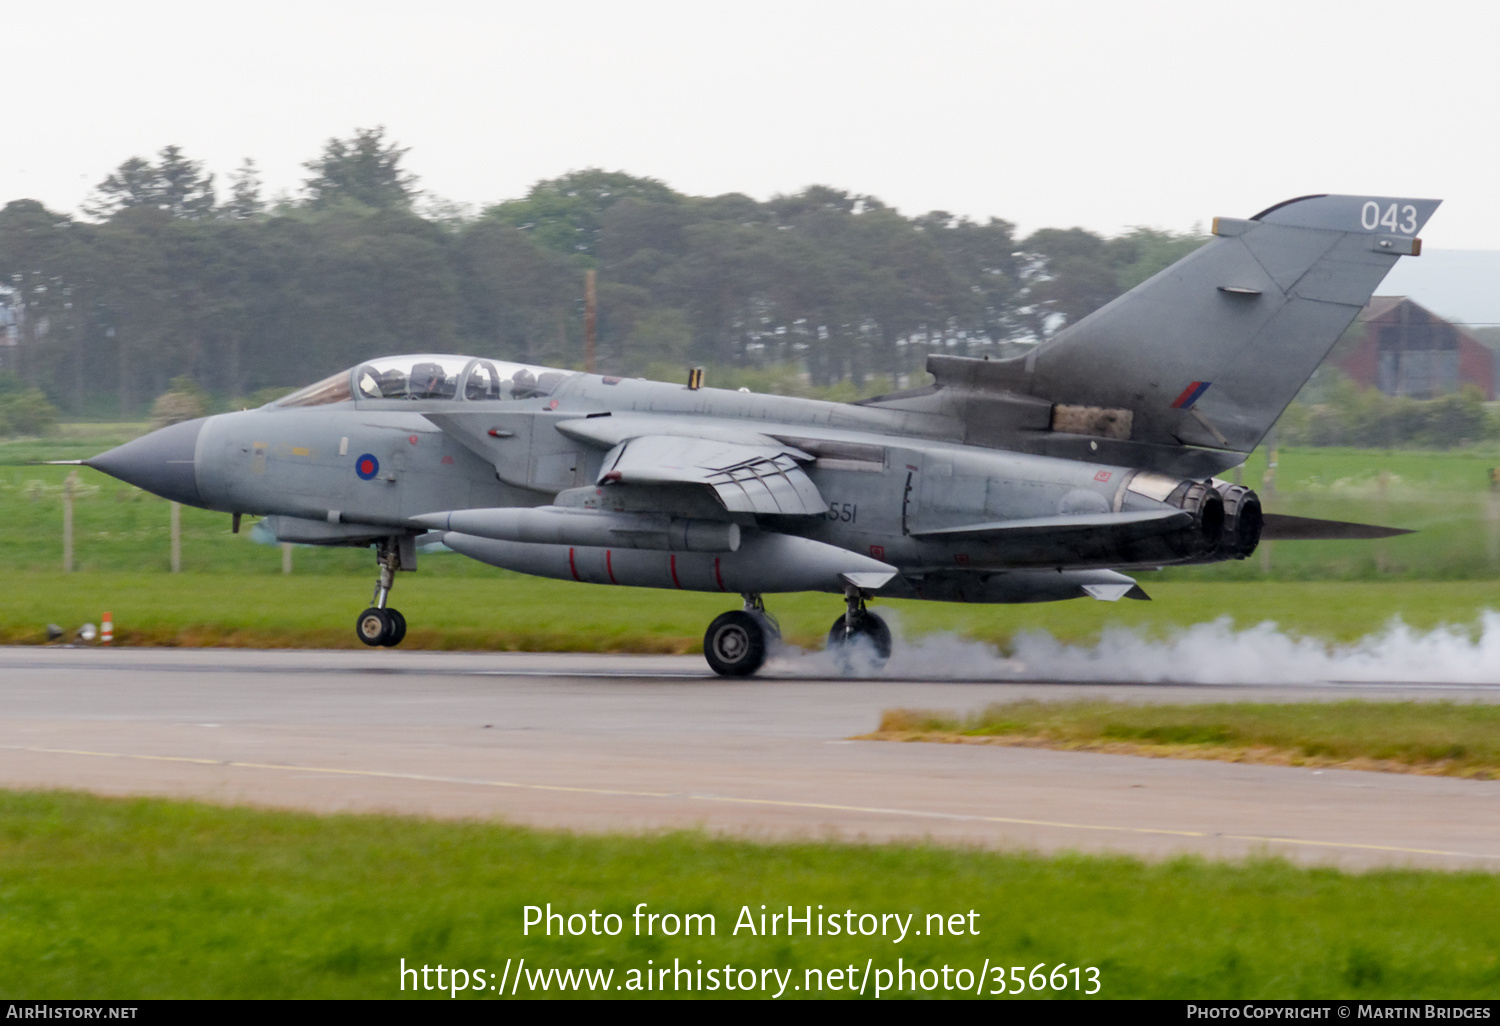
[79, 194, 1430, 676]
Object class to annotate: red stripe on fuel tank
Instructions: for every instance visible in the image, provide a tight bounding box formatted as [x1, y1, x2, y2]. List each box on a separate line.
[670, 554, 682, 589]
[606, 550, 617, 585]
[568, 547, 580, 581]
[714, 557, 725, 592]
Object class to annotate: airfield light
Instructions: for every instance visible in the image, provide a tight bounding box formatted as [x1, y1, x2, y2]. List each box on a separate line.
[79, 623, 96, 643]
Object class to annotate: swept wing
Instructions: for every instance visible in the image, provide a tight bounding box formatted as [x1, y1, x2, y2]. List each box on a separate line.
[594, 434, 823, 515]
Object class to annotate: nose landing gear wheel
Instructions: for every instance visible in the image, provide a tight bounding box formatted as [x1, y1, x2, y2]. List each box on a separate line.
[703, 610, 768, 677]
[827, 610, 892, 673]
[384, 608, 407, 647]
[356, 607, 391, 647]
[356, 607, 407, 647]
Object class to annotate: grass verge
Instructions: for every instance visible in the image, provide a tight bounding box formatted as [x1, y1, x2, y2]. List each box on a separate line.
[1, 789, 1498, 999]
[867, 701, 1500, 779]
[4, 576, 1499, 652]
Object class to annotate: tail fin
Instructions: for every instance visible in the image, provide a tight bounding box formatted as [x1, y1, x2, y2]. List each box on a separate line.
[931, 194, 1440, 453]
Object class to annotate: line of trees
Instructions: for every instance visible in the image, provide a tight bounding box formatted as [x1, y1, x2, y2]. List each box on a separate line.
[1278, 372, 1497, 449]
[0, 128, 1206, 418]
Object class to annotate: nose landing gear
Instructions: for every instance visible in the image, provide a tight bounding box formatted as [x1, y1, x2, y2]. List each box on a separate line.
[355, 536, 414, 647]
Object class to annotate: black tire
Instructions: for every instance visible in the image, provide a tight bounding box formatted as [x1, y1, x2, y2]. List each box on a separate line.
[703, 610, 768, 677]
[827, 610, 893, 671]
[356, 607, 391, 647]
[383, 608, 407, 647]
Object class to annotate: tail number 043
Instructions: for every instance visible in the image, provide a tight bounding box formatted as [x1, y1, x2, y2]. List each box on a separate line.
[1361, 201, 1418, 234]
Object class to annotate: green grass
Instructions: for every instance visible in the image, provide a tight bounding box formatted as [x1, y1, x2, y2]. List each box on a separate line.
[877, 580, 1500, 646]
[0, 422, 152, 464]
[871, 701, 1500, 778]
[1163, 446, 1500, 581]
[4, 576, 1500, 651]
[1245, 445, 1500, 495]
[0, 463, 377, 576]
[1, 790, 1498, 998]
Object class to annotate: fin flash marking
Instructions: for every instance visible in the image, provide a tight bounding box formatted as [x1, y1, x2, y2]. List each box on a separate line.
[1170, 381, 1212, 410]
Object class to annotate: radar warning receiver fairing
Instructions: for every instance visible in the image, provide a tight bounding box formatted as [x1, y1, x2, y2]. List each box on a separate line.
[82, 195, 1427, 675]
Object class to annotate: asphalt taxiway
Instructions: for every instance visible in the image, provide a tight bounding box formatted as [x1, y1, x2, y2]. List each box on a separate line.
[1, 646, 1497, 869]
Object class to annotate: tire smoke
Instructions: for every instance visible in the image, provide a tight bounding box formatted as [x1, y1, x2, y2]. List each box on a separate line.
[768, 611, 1500, 684]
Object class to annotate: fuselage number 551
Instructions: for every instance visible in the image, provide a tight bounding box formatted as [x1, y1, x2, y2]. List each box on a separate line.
[826, 502, 857, 523]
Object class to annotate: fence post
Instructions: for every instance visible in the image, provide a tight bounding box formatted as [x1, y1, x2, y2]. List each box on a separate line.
[1488, 475, 1500, 568]
[62, 470, 76, 573]
[1258, 429, 1276, 572]
[170, 501, 181, 573]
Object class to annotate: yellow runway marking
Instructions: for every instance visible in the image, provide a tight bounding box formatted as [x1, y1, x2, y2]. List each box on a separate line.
[689, 792, 1208, 837]
[2, 744, 1495, 862]
[0, 745, 675, 800]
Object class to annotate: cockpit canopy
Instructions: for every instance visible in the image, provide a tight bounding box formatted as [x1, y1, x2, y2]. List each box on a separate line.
[272, 355, 576, 408]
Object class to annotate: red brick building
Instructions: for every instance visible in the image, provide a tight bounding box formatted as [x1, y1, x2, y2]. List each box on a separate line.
[1336, 296, 1495, 400]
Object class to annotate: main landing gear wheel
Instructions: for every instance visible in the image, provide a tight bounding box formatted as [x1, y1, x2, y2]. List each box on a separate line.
[704, 610, 769, 677]
[827, 610, 892, 673]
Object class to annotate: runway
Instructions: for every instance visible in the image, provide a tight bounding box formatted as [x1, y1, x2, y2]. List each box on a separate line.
[1, 646, 1498, 870]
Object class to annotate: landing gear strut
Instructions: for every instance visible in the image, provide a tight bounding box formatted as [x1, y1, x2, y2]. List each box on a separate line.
[827, 585, 891, 673]
[703, 593, 780, 677]
[356, 536, 413, 647]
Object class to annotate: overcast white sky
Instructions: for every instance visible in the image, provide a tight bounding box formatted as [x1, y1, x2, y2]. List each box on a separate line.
[6, 1, 1498, 250]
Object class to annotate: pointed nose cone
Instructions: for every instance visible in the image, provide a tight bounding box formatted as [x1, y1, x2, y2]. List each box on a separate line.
[86, 417, 206, 506]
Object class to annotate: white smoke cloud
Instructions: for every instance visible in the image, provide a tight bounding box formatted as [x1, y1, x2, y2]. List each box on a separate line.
[766, 611, 1500, 684]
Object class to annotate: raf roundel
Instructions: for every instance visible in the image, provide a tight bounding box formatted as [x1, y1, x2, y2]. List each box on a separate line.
[355, 454, 380, 480]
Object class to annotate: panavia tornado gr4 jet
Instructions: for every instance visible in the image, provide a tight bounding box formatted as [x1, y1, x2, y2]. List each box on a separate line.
[80, 194, 1430, 676]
